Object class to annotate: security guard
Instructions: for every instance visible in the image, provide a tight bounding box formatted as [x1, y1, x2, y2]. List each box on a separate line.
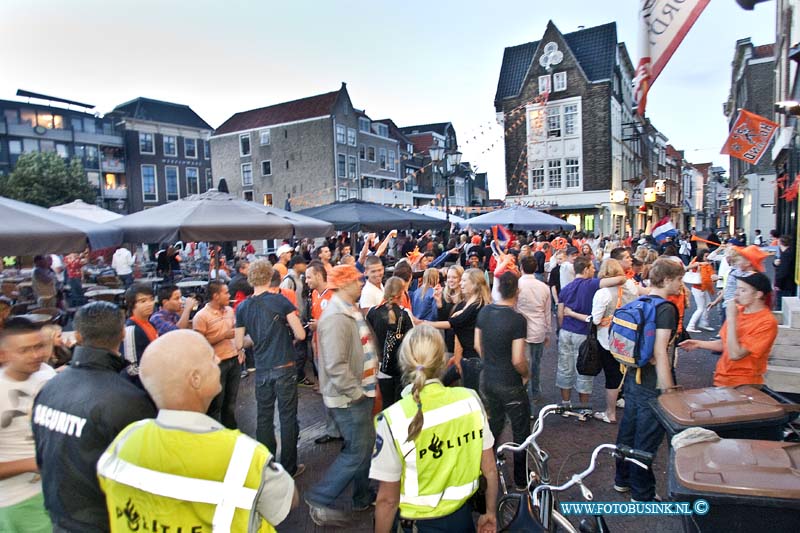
[370, 325, 498, 533]
[97, 330, 297, 532]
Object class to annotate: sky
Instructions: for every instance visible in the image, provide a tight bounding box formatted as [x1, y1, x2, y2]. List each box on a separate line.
[0, 0, 777, 198]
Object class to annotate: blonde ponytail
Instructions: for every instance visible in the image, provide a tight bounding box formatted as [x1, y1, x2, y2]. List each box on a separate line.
[398, 325, 446, 442]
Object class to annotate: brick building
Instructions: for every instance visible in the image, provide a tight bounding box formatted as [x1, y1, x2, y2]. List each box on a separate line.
[109, 97, 214, 213]
[495, 21, 649, 235]
[210, 83, 400, 210]
[724, 38, 776, 238]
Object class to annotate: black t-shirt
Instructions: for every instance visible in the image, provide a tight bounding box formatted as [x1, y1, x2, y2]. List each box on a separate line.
[448, 301, 482, 358]
[533, 251, 546, 273]
[476, 304, 528, 386]
[235, 292, 296, 372]
[638, 300, 678, 390]
[549, 264, 562, 294]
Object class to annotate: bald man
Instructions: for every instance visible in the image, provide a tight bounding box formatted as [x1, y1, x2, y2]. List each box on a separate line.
[97, 330, 297, 532]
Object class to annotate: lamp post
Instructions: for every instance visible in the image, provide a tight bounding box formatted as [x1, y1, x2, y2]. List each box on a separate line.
[429, 146, 462, 241]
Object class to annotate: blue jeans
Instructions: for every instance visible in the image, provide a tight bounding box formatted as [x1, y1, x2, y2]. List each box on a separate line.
[527, 342, 544, 406]
[614, 376, 664, 501]
[67, 277, 84, 307]
[306, 397, 375, 508]
[119, 273, 133, 288]
[255, 366, 299, 475]
[483, 381, 531, 487]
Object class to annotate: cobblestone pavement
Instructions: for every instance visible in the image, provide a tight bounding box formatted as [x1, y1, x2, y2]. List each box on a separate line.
[234, 301, 722, 532]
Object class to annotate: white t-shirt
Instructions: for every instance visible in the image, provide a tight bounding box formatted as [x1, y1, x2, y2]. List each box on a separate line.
[370, 382, 494, 483]
[359, 281, 384, 309]
[0, 364, 56, 507]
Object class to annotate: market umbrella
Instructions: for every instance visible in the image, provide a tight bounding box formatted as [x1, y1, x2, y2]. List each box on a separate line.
[459, 205, 575, 231]
[0, 196, 123, 255]
[110, 190, 334, 243]
[409, 206, 466, 224]
[297, 199, 448, 232]
[49, 199, 123, 223]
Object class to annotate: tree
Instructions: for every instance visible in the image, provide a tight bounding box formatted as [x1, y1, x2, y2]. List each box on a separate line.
[0, 152, 95, 207]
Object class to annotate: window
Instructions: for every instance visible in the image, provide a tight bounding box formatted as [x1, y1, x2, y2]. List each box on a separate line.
[336, 124, 346, 144]
[23, 138, 39, 153]
[566, 158, 580, 187]
[241, 163, 253, 186]
[547, 107, 561, 138]
[187, 167, 199, 195]
[547, 159, 561, 188]
[554, 72, 567, 91]
[243, 191, 254, 201]
[359, 117, 370, 133]
[141, 165, 157, 202]
[338, 154, 346, 177]
[348, 155, 356, 178]
[531, 163, 544, 190]
[367, 146, 375, 162]
[205, 168, 213, 189]
[261, 160, 272, 176]
[376, 124, 389, 137]
[263, 193, 273, 206]
[239, 133, 251, 156]
[564, 104, 578, 136]
[204, 140, 211, 160]
[9, 140, 21, 154]
[165, 166, 180, 201]
[359, 144, 366, 160]
[70, 117, 83, 131]
[538, 75, 551, 95]
[379, 148, 387, 169]
[139, 132, 154, 154]
[56, 143, 68, 158]
[20, 109, 35, 126]
[3, 109, 19, 124]
[388, 150, 396, 171]
[83, 118, 97, 133]
[285, 160, 289, 170]
[163, 135, 177, 156]
[260, 129, 271, 145]
[183, 139, 197, 159]
[40, 140, 55, 153]
[345, 127, 356, 147]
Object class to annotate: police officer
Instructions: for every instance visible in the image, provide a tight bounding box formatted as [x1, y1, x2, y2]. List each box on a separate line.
[97, 330, 298, 532]
[370, 325, 498, 533]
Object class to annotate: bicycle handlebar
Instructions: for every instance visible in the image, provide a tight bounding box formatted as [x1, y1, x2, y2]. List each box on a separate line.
[531, 443, 652, 506]
[497, 403, 591, 454]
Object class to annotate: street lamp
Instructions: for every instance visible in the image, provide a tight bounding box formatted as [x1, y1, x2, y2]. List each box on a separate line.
[429, 146, 462, 238]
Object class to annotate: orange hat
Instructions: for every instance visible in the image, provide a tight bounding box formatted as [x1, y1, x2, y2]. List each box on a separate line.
[471, 235, 481, 245]
[734, 245, 769, 272]
[328, 265, 362, 289]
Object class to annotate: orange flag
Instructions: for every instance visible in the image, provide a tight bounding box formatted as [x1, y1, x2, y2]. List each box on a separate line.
[721, 109, 779, 165]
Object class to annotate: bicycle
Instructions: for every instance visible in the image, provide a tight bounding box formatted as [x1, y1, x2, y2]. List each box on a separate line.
[495, 403, 654, 532]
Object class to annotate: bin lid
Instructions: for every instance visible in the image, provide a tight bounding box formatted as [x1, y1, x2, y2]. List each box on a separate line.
[674, 439, 800, 498]
[657, 386, 787, 426]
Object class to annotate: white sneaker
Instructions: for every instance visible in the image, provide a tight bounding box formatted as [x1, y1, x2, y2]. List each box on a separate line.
[685, 327, 702, 333]
[616, 398, 625, 408]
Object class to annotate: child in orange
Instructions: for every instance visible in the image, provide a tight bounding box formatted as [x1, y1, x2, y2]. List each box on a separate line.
[679, 272, 778, 387]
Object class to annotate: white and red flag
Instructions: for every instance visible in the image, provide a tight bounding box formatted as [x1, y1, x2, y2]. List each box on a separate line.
[634, 0, 710, 116]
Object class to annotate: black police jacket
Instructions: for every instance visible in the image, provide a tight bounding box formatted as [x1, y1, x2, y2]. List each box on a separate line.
[32, 345, 156, 533]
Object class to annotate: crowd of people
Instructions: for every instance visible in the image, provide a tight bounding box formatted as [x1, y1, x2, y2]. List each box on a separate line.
[0, 223, 794, 532]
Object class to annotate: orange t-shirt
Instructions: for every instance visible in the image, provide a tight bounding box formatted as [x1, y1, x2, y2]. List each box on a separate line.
[714, 306, 778, 387]
[311, 288, 334, 353]
[273, 263, 288, 279]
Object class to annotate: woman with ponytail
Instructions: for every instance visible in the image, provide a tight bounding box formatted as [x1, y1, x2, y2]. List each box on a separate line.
[370, 325, 498, 533]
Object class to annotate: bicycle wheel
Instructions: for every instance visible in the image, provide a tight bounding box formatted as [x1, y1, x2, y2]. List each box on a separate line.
[551, 510, 578, 533]
[497, 493, 522, 532]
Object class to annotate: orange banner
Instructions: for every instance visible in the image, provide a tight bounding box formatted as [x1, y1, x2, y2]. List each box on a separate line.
[721, 109, 779, 165]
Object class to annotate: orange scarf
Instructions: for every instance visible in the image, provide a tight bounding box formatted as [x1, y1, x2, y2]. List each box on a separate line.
[132, 316, 158, 342]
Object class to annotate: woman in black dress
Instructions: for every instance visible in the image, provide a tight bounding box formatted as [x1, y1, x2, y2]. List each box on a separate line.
[366, 277, 414, 407]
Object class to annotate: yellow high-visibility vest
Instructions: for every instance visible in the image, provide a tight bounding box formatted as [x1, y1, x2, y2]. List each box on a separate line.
[382, 383, 486, 519]
[97, 419, 275, 533]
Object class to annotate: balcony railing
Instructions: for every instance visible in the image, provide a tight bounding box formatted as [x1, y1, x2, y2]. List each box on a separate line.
[102, 187, 127, 199]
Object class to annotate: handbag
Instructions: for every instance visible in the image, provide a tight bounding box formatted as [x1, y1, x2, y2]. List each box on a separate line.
[682, 270, 701, 285]
[577, 322, 602, 376]
[381, 308, 405, 375]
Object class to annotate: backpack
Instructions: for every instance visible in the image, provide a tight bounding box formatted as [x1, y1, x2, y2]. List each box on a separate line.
[609, 296, 667, 368]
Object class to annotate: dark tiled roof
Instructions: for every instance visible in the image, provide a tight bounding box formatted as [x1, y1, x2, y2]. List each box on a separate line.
[112, 97, 212, 130]
[398, 122, 450, 136]
[214, 90, 339, 135]
[495, 22, 618, 106]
